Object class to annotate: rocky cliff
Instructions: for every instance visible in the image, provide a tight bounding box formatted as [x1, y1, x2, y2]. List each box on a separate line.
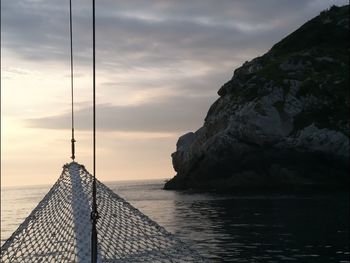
[164, 5, 349, 191]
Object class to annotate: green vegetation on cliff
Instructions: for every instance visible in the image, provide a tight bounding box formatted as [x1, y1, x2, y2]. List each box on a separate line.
[165, 5, 349, 192]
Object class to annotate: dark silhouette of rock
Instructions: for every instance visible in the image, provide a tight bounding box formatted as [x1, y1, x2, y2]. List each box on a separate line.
[164, 5, 349, 192]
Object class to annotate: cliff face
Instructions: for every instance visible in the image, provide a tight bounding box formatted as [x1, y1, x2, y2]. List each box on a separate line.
[164, 5, 349, 191]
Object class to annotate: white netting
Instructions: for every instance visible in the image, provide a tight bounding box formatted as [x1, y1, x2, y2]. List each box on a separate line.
[1, 162, 204, 262]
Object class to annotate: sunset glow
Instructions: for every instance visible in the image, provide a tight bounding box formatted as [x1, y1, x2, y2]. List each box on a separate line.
[1, 0, 347, 186]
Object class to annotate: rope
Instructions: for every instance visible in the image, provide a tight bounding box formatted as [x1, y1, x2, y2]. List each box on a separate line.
[0, 162, 206, 262]
[91, 0, 99, 262]
[0, 1, 206, 261]
[69, 0, 76, 161]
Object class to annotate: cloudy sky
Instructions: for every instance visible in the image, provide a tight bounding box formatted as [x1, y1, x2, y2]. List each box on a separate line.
[1, 0, 347, 187]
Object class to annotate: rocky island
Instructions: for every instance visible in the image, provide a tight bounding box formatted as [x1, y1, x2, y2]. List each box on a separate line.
[164, 5, 349, 191]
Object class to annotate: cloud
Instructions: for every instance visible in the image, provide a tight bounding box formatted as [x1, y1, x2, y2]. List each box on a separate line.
[6, 0, 349, 131]
[3, 0, 347, 72]
[4, 0, 349, 186]
[27, 95, 214, 132]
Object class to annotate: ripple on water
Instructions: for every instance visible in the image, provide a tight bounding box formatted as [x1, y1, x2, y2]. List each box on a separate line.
[1, 181, 349, 262]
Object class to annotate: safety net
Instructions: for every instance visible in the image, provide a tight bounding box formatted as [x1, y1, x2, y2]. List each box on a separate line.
[0, 162, 204, 262]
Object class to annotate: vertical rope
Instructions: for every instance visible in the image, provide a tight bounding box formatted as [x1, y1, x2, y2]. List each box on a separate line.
[91, 0, 99, 262]
[69, 0, 76, 161]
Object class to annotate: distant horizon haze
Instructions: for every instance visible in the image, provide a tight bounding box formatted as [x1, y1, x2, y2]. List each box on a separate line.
[1, 0, 348, 187]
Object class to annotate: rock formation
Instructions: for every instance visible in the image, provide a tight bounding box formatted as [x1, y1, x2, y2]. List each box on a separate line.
[164, 5, 349, 191]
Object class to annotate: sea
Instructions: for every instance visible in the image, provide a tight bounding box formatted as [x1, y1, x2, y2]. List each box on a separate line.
[1, 179, 349, 262]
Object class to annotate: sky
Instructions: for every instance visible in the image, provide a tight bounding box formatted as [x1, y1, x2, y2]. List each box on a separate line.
[1, 0, 348, 187]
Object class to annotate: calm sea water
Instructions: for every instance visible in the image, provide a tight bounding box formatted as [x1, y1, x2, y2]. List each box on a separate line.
[1, 179, 349, 262]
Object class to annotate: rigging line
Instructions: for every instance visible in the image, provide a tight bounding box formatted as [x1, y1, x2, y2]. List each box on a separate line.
[69, 0, 76, 161]
[91, 0, 99, 262]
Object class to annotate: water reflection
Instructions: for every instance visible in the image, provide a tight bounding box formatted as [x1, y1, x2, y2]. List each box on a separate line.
[111, 181, 349, 262]
[1, 180, 348, 262]
[1, 185, 50, 244]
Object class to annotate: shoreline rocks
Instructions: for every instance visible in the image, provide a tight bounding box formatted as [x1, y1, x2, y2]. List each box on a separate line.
[164, 5, 349, 192]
